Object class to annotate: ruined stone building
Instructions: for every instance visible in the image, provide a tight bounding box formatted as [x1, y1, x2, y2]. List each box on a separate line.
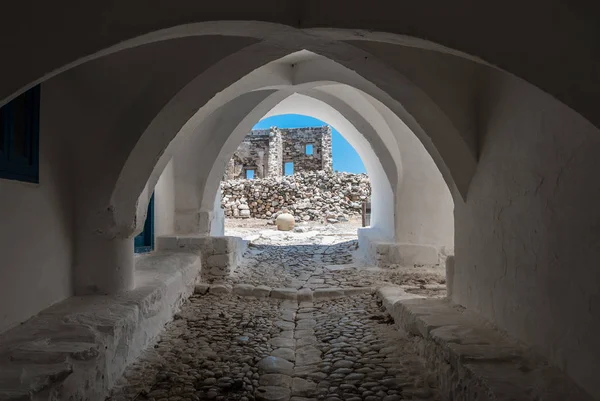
[224, 126, 333, 180]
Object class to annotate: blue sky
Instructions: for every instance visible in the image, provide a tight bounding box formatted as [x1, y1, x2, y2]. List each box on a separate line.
[253, 114, 366, 174]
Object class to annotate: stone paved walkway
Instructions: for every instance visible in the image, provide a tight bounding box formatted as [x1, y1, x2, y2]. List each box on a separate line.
[108, 293, 440, 401]
[203, 242, 446, 298]
[107, 242, 445, 401]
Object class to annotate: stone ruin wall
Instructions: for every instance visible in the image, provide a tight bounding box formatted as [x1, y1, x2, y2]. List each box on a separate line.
[225, 129, 271, 180]
[267, 128, 283, 177]
[221, 170, 371, 222]
[225, 126, 333, 180]
[282, 126, 333, 173]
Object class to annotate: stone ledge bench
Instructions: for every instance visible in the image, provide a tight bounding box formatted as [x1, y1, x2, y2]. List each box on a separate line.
[157, 235, 248, 277]
[376, 287, 594, 401]
[0, 252, 201, 401]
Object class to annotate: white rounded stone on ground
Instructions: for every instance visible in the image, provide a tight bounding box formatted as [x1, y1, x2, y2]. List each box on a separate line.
[276, 212, 295, 231]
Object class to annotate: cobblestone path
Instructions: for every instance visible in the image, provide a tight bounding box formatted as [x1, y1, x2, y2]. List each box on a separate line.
[203, 242, 446, 298]
[108, 293, 440, 401]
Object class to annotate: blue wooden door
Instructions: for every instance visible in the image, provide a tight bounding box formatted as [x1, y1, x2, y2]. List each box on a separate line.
[134, 193, 154, 253]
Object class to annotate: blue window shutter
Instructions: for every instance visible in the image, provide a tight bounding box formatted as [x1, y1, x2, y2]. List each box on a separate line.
[0, 85, 40, 183]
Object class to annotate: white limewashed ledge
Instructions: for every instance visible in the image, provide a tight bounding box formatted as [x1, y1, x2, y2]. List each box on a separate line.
[0, 252, 201, 401]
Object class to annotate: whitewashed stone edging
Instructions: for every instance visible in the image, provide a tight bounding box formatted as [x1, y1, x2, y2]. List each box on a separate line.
[195, 284, 373, 301]
[0, 252, 201, 401]
[157, 235, 248, 276]
[376, 287, 594, 401]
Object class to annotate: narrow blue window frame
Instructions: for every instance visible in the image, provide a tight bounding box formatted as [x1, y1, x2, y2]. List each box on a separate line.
[0, 85, 40, 183]
[245, 169, 255, 179]
[134, 194, 155, 253]
[305, 144, 314, 155]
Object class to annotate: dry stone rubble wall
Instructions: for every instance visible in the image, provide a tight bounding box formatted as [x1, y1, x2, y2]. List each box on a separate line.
[221, 171, 371, 223]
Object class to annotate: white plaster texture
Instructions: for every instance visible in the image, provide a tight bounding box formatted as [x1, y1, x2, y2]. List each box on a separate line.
[0, 85, 73, 334]
[376, 287, 594, 401]
[0, 252, 200, 400]
[154, 159, 175, 236]
[453, 71, 600, 397]
[157, 235, 248, 276]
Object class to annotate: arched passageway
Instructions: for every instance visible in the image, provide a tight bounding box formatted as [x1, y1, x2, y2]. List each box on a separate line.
[155, 64, 454, 270]
[0, 17, 599, 400]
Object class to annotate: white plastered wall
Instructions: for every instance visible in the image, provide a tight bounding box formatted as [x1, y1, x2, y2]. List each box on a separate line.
[0, 82, 74, 334]
[172, 90, 279, 234]
[154, 159, 175, 236]
[454, 70, 600, 398]
[366, 90, 455, 250]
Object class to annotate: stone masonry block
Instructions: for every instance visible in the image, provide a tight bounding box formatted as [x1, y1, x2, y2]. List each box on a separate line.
[209, 284, 232, 294]
[212, 237, 235, 254]
[313, 288, 345, 300]
[207, 253, 233, 268]
[252, 285, 272, 298]
[194, 283, 210, 295]
[208, 266, 231, 276]
[233, 284, 255, 297]
[297, 288, 313, 303]
[271, 288, 298, 300]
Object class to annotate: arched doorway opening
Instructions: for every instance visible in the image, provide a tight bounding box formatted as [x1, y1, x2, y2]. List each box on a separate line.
[221, 114, 372, 246]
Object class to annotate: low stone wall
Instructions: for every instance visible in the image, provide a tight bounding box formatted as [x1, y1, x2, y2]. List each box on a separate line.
[221, 170, 370, 223]
[358, 227, 454, 267]
[157, 235, 248, 277]
[376, 287, 594, 401]
[0, 252, 201, 401]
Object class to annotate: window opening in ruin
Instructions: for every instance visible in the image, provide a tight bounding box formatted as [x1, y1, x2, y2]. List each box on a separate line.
[245, 169, 255, 179]
[284, 162, 294, 175]
[305, 144, 313, 155]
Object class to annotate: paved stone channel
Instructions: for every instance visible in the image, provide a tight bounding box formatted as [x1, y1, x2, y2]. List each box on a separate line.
[108, 293, 440, 401]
